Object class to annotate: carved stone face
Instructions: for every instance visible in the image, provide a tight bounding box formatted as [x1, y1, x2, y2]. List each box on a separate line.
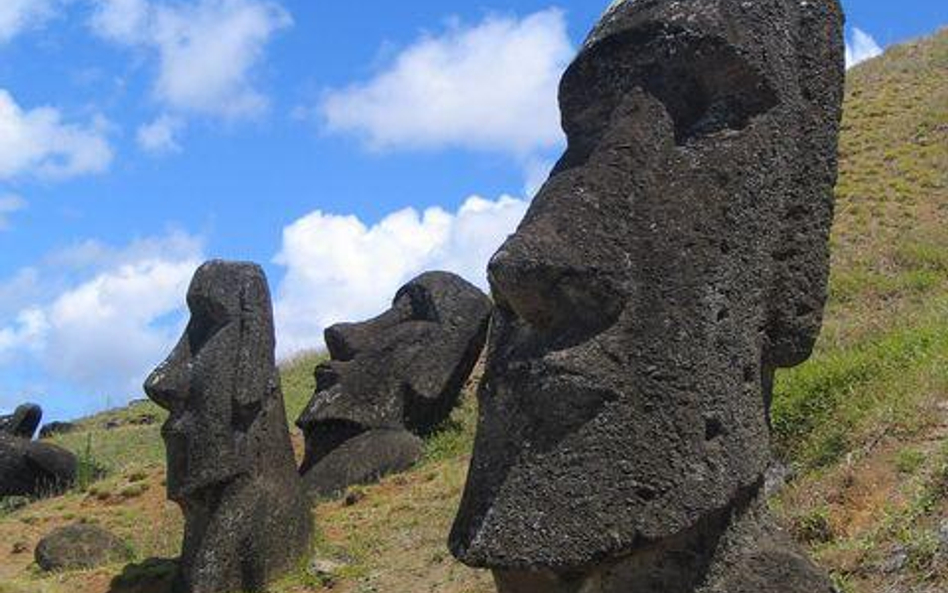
[451, 0, 844, 570]
[144, 262, 278, 501]
[296, 272, 491, 497]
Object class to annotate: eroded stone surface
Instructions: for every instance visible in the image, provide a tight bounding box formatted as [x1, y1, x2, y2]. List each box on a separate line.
[145, 261, 311, 593]
[297, 271, 491, 498]
[35, 523, 130, 571]
[450, 0, 845, 589]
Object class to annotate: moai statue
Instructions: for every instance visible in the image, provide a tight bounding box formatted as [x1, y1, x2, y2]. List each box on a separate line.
[450, 1, 846, 592]
[297, 271, 491, 498]
[145, 261, 311, 593]
[0, 403, 42, 439]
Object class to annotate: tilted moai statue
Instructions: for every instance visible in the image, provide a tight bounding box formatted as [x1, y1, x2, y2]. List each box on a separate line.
[0, 403, 42, 439]
[297, 271, 491, 498]
[450, 1, 845, 592]
[145, 261, 311, 593]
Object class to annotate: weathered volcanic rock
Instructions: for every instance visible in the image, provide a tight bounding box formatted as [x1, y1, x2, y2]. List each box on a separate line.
[297, 271, 491, 498]
[38, 422, 77, 439]
[0, 433, 76, 497]
[144, 261, 312, 593]
[35, 523, 131, 571]
[300, 429, 423, 499]
[0, 403, 42, 439]
[450, 0, 845, 591]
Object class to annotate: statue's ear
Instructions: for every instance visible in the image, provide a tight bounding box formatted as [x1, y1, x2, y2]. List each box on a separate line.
[762, 1, 844, 370]
[232, 271, 276, 431]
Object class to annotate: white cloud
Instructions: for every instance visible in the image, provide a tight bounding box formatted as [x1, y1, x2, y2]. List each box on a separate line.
[0, 89, 113, 180]
[523, 157, 555, 199]
[137, 114, 183, 153]
[0, 194, 26, 230]
[0, 0, 60, 43]
[320, 9, 572, 158]
[90, 0, 149, 44]
[0, 232, 202, 403]
[273, 194, 528, 357]
[92, 0, 292, 119]
[846, 27, 883, 69]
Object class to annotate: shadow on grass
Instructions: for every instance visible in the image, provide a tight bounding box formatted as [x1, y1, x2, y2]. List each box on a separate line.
[108, 557, 177, 593]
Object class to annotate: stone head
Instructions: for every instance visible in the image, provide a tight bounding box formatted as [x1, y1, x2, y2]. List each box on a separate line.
[451, 0, 844, 570]
[297, 271, 491, 476]
[144, 261, 280, 501]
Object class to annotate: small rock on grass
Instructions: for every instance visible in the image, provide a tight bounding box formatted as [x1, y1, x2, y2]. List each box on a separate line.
[35, 523, 132, 571]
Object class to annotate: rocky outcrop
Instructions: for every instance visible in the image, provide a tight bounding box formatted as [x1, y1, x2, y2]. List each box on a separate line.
[35, 523, 130, 571]
[450, 0, 845, 591]
[0, 403, 42, 439]
[38, 422, 76, 440]
[0, 433, 76, 497]
[144, 261, 312, 593]
[297, 271, 491, 498]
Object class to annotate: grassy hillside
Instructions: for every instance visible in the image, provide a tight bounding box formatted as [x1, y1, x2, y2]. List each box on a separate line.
[1, 29, 946, 593]
[770, 27, 948, 593]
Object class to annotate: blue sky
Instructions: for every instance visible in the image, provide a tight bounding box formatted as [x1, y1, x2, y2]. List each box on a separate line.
[0, 0, 945, 421]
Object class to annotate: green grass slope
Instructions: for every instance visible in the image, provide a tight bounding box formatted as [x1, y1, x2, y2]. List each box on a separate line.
[0, 28, 946, 593]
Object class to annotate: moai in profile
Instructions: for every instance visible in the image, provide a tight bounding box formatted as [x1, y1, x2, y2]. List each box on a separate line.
[145, 261, 311, 593]
[297, 271, 491, 498]
[450, 1, 846, 592]
[0, 403, 42, 439]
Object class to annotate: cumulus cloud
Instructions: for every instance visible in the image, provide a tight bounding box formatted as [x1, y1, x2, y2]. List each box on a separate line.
[273, 195, 528, 356]
[320, 9, 572, 158]
[92, 0, 292, 119]
[0, 232, 202, 411]
[137, 114, 183, 154]
[0, 0, 61, 43]
[846, 27, 883, 69]
[0, 89, 113, 180]
[0, 194, 26, 230]
[90, 0, 149, 44]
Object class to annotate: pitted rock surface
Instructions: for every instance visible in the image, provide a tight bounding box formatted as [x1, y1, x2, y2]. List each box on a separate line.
[450, 0, 845, 590]
[297, 271, 490, 498]
[145, 261, 311, 593]
[35, 523, 131, 571]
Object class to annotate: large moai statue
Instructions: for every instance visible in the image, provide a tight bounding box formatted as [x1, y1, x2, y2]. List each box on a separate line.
[297, 271, 491, 498]
[450, 1, 845, 592]
[145, 261, 311, 593]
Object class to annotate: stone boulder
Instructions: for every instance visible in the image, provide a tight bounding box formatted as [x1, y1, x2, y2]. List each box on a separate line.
[0, 403, 42, 439]
[0, 433, 76, 497]
[144, 261, 312, 593]
[297, 271, 491, 498]
[35, 523, 130, 571]
[450, 0, 845, 591]
[299, 429, 423, 499]
[38, 421, 77, 440]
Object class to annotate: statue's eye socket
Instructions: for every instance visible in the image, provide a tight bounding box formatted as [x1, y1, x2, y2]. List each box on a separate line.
[186, 294, 229, 354]
[562, 29, 778, 148]
[187, 316, 225, 355]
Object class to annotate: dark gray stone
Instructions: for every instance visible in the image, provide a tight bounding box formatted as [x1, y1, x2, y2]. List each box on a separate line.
[144, 261, 312, 593]
[301, 429, 424, 499]
[297, 271, 491, 497]
[35, 523, 130, 571]
[450, 0, 845, 591]
[0, 433, 76, 497]
[38, 421, 76, 440]
[0, 403, 42, 439]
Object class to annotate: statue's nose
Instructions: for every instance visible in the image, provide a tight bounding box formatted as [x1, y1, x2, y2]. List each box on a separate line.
[144, 350, 188, 411]
[488, 232, 623, 338]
